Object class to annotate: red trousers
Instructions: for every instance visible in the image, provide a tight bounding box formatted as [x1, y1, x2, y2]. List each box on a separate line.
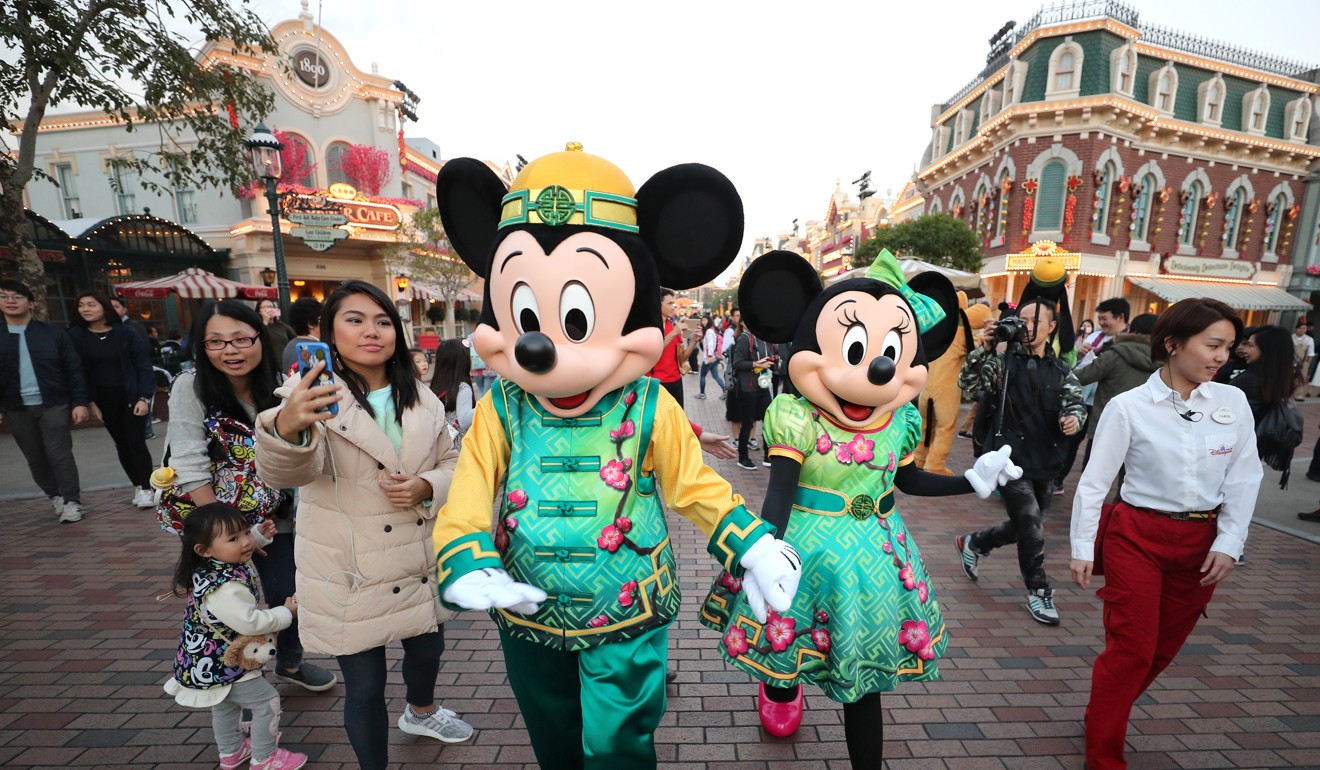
[1085, 502, 1218, 770]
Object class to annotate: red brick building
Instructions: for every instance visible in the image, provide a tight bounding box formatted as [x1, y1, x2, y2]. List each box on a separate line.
[915, 0, 1318, 324]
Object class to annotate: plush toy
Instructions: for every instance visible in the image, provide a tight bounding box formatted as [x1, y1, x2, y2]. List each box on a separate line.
[221, 633, 277, 670]
[431, 143, 802, 770]
[698, 249, 1021, 766]
[1013, 257, 1077, 365]
[915, 292, 995, 475]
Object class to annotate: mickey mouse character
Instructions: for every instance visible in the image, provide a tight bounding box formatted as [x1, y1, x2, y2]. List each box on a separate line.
[431, 143, 802, 770]
[698, 249, 1021, 768]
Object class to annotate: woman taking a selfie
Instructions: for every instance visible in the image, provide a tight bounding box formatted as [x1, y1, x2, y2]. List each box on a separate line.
[1070, 298, 1261, 770]
[254, 280, 471, 770]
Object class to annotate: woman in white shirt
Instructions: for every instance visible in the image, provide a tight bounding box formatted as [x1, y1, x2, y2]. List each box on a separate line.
[696, 316, 726, 399]
[1070, 297, 1262, 770]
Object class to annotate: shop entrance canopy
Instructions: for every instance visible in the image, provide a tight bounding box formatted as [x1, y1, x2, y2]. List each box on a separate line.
[1128, 277, 1309, 311]
[116, 267, 276, 300]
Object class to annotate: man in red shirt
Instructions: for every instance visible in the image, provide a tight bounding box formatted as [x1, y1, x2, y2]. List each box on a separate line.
[650, 288, 700, 408]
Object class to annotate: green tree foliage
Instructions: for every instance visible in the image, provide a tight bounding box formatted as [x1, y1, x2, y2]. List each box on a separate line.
[0, 0, 277, 317]
[384, 207, 477, 339]
[854, 214, 984, 273]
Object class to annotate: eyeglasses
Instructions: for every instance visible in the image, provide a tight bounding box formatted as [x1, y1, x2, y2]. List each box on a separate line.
[202, 336, 259, 351]
[0, 293, 29, 302]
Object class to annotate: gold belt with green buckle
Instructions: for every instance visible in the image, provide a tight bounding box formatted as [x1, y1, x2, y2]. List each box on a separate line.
[792, 484, 895, 520]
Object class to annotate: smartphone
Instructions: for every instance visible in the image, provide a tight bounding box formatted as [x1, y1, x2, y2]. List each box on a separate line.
[295, 341, 338, 416]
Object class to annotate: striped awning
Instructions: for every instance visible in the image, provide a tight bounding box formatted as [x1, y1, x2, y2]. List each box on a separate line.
[116, 267, 277, 300]
[1128, 277, 1309, 311]
[410, 282, 482, 303]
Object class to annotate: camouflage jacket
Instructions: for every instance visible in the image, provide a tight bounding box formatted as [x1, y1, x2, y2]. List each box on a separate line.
[959, 344, 1088, 427]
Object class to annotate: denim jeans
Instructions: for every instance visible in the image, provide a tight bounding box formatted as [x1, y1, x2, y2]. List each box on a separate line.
[969, 477, 1053, 591]
[699, 360, 725, 394]
[251, 533, 302, 670]
[335, 629, 445, 770]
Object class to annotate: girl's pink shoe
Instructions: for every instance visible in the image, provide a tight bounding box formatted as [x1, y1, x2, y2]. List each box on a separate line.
[758, 682, 804, 737]
[250, 747, 307, 770]
[219, 736, 251, 770]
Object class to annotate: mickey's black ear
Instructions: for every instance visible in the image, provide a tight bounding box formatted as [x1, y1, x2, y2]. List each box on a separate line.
[436, 158, 508, 277]
[636, 164, 743, 289]
[738, 251, 821, 344]
[908, 272, 959, 361]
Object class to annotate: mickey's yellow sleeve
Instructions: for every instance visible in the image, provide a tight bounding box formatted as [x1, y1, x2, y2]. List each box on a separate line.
[433, 394, 508, 599]
[645, 388, 773, 574]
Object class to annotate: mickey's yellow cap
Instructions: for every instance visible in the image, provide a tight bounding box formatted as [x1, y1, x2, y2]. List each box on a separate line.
[499, 142, 638, 233]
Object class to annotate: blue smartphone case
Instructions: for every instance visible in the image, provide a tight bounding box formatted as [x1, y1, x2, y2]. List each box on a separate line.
[294, 341, 339, 416]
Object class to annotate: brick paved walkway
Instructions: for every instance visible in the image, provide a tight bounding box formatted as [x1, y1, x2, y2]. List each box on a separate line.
[2, 376, 1318, 769]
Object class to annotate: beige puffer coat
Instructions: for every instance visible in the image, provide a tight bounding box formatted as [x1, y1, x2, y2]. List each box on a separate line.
[254, 385, 457, 656]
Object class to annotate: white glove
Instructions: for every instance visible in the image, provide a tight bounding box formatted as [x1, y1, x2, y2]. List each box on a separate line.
[964, 444, 1024, 498]
[442, 568, 547, 615]
[738, 534, 803, 623]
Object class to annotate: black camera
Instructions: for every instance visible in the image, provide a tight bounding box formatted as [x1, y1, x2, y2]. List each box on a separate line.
[992, 316, 1028, 343]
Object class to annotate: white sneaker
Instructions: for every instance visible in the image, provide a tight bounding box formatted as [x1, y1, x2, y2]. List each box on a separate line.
[60, 501, 84, 523]
[50, 496, 65, 516]
[1026, 588, 1060, 625]
[398, 705, 474, 743]
[132, 488, 155, 508]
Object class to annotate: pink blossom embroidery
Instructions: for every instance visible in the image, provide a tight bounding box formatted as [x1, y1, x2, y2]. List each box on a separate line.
[882, 542, 893, 554]
[815, 610, 829, 624]
[719, 572, 743, 594]
[765, 611, 797, 652]
[597, 525, 623, 553]
[816, 434, 833, 454]
[845, 434, 875, 464]
[624, 391, 638, 406]
[600, 460, 630, 490]
[610, 420, 636, 441]
[588, 614, 609, 628]
[506, 489, 528, 510]
[917, 581, 929, 603]
[899, 562, 917, 590]
[896, 532, 906, 544]
[618, 580, 638, 607]
[811, 627, 832, 653]
[917, 644, 936, 661]
[724, 626, 750, 656]
[615, 516, 632, 533]
[505, 517, 518, 531]
[494, 525, 510, 552]
[899, 619, 930, 653]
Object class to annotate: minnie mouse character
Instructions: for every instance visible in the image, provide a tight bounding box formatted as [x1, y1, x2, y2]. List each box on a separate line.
[698, 249, 1021, 768]
[431, 143, 802, 769]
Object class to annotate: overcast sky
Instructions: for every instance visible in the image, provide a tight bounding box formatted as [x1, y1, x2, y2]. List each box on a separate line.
[120, 0, 1320, 283]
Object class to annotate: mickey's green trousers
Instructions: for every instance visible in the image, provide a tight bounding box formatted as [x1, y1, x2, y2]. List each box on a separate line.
[500, 625, 668, 770]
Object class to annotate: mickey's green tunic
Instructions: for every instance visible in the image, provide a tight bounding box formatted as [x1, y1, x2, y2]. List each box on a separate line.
[700, 395, 949, 703]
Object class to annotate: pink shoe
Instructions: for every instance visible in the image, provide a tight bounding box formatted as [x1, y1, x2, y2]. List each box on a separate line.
[219, 737, 251, 770]
[758, 682, 804, 737]
[250, 747, 307, 770]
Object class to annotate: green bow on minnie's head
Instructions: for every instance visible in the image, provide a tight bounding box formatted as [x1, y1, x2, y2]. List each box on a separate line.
[863, 249, 947, 332]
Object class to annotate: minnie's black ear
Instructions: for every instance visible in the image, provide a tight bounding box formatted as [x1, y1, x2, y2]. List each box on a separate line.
[908, 272, 959, 361]
[636, 164, 743, 289]
[436, 158, 508, 277]
[738, 251, 822, 344]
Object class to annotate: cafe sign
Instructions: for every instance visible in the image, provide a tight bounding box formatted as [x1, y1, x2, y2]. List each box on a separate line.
[292, 186, 402, 231]
[291, 48, 331, 89]
[1162, 255, 1255, 280]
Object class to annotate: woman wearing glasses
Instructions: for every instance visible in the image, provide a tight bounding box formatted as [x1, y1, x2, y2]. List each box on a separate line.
[165, 300, 337, 694]
[1070, 298, 1262, 770]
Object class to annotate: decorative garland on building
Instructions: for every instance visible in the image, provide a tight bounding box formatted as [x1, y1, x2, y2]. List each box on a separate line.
[1063, 175, 1082, 238]
[1113, 176, 1131, 237]
[1199, 192, 1218, 252]
[998, 176, 1013, 242]
[1021, 178, 1038, 244]
[1154, 186, 1171, 245]
[1241, 198, 1260, 253]
[1282, 203, 1301, 256]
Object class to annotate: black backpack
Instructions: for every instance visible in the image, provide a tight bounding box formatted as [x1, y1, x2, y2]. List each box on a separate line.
[1256, 398, 1303, 488]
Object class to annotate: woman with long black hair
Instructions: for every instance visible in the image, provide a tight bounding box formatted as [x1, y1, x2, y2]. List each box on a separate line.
[1229, 325, 1297, 422]
[67, 290, 156, 508]
[428, 338, 474, 446]
[1071, 298, 1262, 770]
[255, 280, 471, 769]
[163, 299, 336, 695]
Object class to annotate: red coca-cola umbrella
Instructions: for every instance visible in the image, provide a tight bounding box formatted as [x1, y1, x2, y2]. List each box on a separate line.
[116, 267, 276, 300]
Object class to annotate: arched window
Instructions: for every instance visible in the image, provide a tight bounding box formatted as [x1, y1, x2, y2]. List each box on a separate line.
[980, 88, 1001, 122]
[973, 179, 990, 239]
[326, 141, 352, 185]
[949, 188, 965, 219]
[1288, 97, 1313, 142]
[927, 196, 943, 215]
[1243, 86, 1270, 135]
[1047, 39, 1083, 99]
[1180, 180, 1204, 247]
[1199, 75, 1224, 126]
[278, 133, 317, 188]
[1111, 44, 1136, 95]
[1034, 160, 1067, 233]
[1266, 192, 1287, 254]
[1223, 187, 1248, 255]
[1131, 173, 1156, 244]
[1150, 64, 1178, 115]
[1094, 162, 1117, 238]
[994, 169, 1012, 241]
[1003, 59, 1024, 107]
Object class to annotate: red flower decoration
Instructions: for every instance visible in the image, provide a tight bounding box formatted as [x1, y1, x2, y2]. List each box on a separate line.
[588, 614, 609, 628]
[816, 434, 833, 454]
[719, 571, 743, 594]
[918, 644, 936, 661]
[624, 391, 638, 406]
[597, 525, 623, 553]
[615, 516, 632, 533]
[882, 541, 893, 554]
[815, 610, 829, 624]
[609, 420, 636, 441]
[600, 460, 630, 490]
[765, 611, 797, 652]
[618, 580, 638, 607]
[494, 524, 510, 553]
[811, 627, 832, 653]
[899, 562, 917, 590]
[724, 626, 750, 656]
[834, 434, 875, 464]
[896, 532, 906, 544]
[507, 489, 528, 510]
[917, 581, 929, 603]
[505, 516, 518, 531]
[899, 619, 930, 653]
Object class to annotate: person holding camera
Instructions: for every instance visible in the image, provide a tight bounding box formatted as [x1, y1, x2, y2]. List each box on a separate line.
[955, 298, 1086, 625]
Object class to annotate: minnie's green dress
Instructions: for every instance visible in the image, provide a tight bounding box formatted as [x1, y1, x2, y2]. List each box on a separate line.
[700, 395, 949, 703]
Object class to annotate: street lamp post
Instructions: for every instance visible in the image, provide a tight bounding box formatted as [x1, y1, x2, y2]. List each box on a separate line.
[244, 123, 289, 314]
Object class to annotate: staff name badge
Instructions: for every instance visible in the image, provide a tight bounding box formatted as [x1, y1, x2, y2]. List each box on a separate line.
[1211, 407, 1236, 425]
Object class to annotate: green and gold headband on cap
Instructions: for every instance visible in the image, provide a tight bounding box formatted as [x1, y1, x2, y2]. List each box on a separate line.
[498, 142, 639, 233]
[863, 249, 947, 332]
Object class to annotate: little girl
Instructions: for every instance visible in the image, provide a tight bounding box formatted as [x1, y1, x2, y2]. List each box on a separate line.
[164, 503, 307, 770]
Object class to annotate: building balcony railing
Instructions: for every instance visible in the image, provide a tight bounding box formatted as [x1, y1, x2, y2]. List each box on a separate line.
[940, 0, 1314, 110]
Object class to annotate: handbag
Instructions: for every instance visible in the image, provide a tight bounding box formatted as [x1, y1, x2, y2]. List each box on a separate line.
[1256, 398, 1304, 488]
[156, 407, 285, 534]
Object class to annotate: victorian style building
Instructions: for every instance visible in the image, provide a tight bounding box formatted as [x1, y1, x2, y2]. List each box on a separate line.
[915, 0, 1318, 324]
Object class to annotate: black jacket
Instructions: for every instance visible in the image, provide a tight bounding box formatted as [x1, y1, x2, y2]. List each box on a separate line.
[67, 324, 156, 404]
[0, 320, 91, 409]
[730, 331, 774, 393]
